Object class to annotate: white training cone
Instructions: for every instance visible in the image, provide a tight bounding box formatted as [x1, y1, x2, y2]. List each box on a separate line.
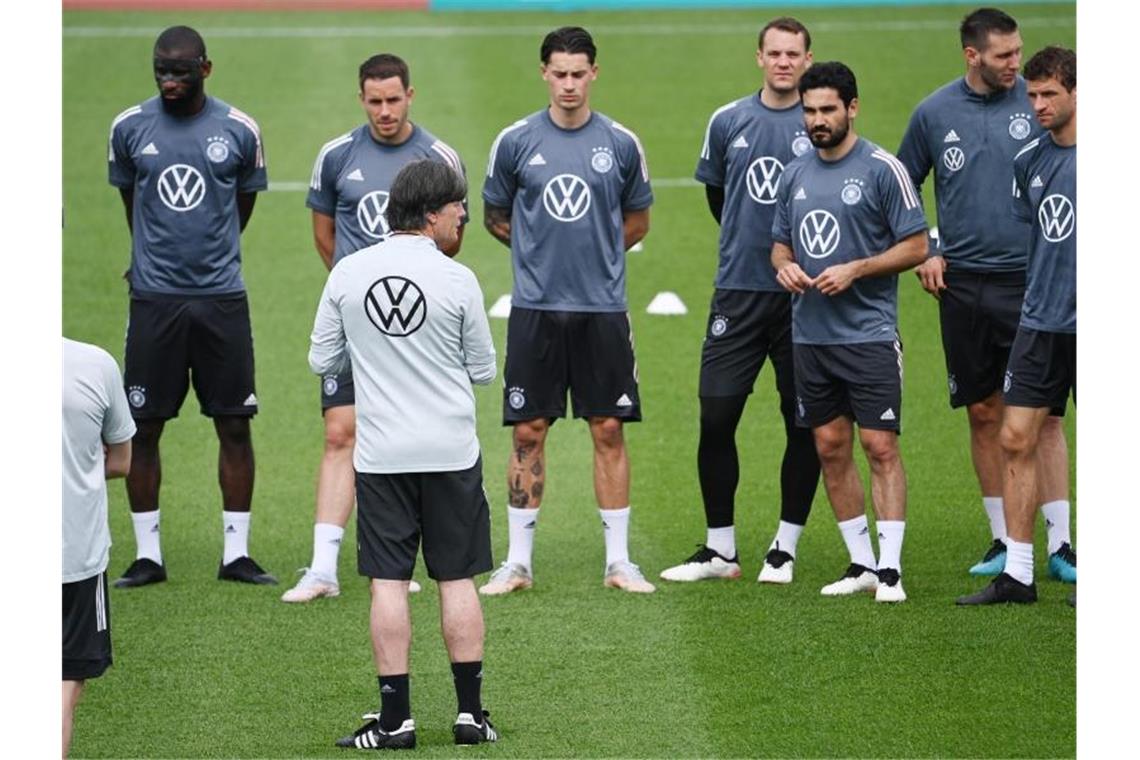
[646, 291, 687, 315]
[629, 241, 644, 252]
[488, 294, 512, 319]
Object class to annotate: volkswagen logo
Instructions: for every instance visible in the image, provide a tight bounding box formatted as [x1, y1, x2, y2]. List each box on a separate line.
[542, 174, 591, 222]
[1037, 193, 1074, 243]
[942, 147, 965, 173]
[799, 209, 841, 259]
[746, 156, 784, 205]
[357, 191, 391, 239]
[157, 163, 206, 212]
[364, 276, 426, 337]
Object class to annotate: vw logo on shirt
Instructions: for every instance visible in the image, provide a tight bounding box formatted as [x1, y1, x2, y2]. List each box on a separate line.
[746, 157, 784, 205]
[157, 163, 206, 212]
[364, 276, 427, 337]
[1038, 194, 1075, 242]
[357, 191, 391, 239]
[542, 174, 591, 222]
[799, 209, 841, 259]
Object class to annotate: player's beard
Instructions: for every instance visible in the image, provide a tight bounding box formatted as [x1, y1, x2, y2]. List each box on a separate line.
[158, 77, 205, 116]
[979, 63, 1014, 93]
[809, 118, 849, 149]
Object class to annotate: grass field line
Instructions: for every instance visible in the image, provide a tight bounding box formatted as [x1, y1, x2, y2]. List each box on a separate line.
[268, 177, 698, 192]
[63, 15, 1073, 38]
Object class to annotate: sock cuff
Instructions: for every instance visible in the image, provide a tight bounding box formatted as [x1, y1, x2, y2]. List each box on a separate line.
[315, 522, 345, 537]
[1040, 500, 1070, 510]
[837, 514, 868, 531]
[599, 506, 631, 519]
[982, 496, 1003, 508]
[508, 506, 539, 518]
[877, 520, 906, 530]
[223, 510, 251, 523]
[131, 509, 159, 523]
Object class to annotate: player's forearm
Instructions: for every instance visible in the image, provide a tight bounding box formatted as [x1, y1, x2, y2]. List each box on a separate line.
[623, 208, 650, 250]
[771, 240, 796, 270]
[104, 441, 132, 479]
[852, 232, 929, 279]
[237, 192, 258, 232]
[484, 205, 512, 247]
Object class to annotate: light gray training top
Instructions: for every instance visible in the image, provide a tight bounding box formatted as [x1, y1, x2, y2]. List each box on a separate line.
[897, 77, 1041, 271]
[108, 96, 267, 296]
[306, 123, 466, 265]
[483, 109, 653, 312]
[309, 234, 496, 473]
[773, 138, 929, 345]
[63, 338, 136, 583]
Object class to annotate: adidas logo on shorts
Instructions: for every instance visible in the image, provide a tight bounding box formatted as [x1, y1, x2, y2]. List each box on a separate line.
[880, 408, 896, 421]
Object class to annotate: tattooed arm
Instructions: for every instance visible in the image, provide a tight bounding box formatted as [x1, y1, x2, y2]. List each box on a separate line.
[484, 203, 512, 247]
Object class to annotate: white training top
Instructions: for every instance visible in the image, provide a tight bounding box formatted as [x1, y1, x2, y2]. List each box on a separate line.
[309, 233, 496, 473]
[62, 338, 136, 583]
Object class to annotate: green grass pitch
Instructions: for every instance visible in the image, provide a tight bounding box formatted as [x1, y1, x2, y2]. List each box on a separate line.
[63, 4, 1075, 757]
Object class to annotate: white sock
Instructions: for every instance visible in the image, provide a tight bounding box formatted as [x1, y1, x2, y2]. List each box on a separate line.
[1005, 539, 1034, 585]
[131, 509, 162, 564]
[982, 496, 1006, 542]
[222, 511, 251, 565]
[505, 506, 538, 570]
[837, 515, 877, 570]
[706, 525, 736, 559]
[1040, 500, 1072, 554]
[310, 522, 344, 580]
[601, 507, 631, 566]
[768, 520, 804, 559]
[876, 520, 906, 574]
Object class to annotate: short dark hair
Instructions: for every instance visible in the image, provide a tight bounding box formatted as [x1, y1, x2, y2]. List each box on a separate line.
[386, 160, 467, 233]
[960, 7, 1019, 50]
[758, 17, 812, 52]
[1024, 46, 1076, 91]
[798, 61, 858, 107]
[154, 25, 206, 59]
[359, 53, 409, 91]
[540, 26, 597, 65]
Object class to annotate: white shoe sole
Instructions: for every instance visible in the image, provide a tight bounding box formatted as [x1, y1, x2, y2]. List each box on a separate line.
[876, 583, 907, 603]
[757, 562, 794, 584]
[478, 578, 533, 596]
[281, 582, 340, 603]
[659, 561, 741, 582]
[604, 575, 656, 593]
[820, 572, 879, 596]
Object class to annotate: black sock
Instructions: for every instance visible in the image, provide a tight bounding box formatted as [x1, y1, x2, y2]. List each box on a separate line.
[697, 395, 748, 530]
[451, 661, 483, 718]
[778, 394, 821, 526]
[377, 674, 410, 731]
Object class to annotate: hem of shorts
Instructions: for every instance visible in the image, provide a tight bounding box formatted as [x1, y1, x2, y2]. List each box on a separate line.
[571, 408, 642, 422]
[503, 410, 565, 426]
[130, 288, 247, 300]
[948, 389, 1001, 409]
[202, 407, 258, 418]
[320, 400, 355, 412]
[427, 564, 493, 582]
[510, 302, 628, 313]
[130, 409, 179, 422]
[63, 657, 112, 681]
[698, 387, 755, 399]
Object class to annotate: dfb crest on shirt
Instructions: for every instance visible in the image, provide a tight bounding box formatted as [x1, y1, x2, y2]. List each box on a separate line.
[710, 314, 729, 337]
[1038, 194, 1074, 242]
[746, 157, 784, 205]
[365, 276, 426, 337]
[841, 180, 863, 206]
[799, 209, 841, 259]
[942, 147, 965, 173]
[128, 385, 147, 408]
[1008, 114, 1032, 140]
[157, 163, 206, 212]
[206, 136, 230, 163]
[357, 191, 391, 239]
[792, 132, 812, 157]
[543, 174, 591, 222]
[322, 375, 339, 397]
[591, 147, 614, 174]
[508, 386, 527, 410]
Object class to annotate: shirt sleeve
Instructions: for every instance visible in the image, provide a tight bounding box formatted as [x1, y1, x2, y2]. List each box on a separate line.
[876, 156, 929, 242]
[1010, 155, 1033, 223]
[308, 271, 349, 376]
[234, 113, 268, 194]
[306, 143, 341, 216]
[99, 352, 136, 445]
[770, 164, 794, 246]
[482, 127, 519, 209]
[619, 129, 653, 211]
[460, 269, 497, 386]
[896, 106, 932, 190]
[108, 117, 136, 189]
[694, 107, 728, 187]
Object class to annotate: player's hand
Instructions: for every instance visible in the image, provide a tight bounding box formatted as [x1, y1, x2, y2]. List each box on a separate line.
[775, 262, 814, 294]
[814, 262, 858, 296]
[915, 255, 947, 299]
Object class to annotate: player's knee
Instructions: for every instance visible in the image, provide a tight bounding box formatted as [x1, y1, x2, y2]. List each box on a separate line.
[966, 397, 1002, 430]
[999, 422, 1036, 458]
[589, 416, 624, 449]
[512, 419, 548, 449]
[214, 416, 252, 448]
[324, 418, 355, 452]
[812, 429, 848, 464]
[131, 420, 164, 451]
[862, 436, 900, 471]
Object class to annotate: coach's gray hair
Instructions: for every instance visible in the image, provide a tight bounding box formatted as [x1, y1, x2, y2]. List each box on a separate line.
[386, 160, 467, 233]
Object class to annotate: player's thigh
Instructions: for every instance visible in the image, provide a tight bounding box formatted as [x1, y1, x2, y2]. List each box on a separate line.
[698, 290, 783, 398]
[62, 572, 112, 681]
[421, 457, 493, 582]
[124, 297, 192, 420]
[319, 361, 356, 412]
[187, 295, 257, 417]
[354, 471, 421, 581]
[1003, 328, 1074, 412]
[503, 307, 568, 424]
[567, 311, 641, 421]
[793, 343, 849, 429]
[843, 340, 904, 433]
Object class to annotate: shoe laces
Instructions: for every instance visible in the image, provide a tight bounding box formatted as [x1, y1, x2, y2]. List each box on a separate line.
[684, 544, 720, 563]
[982, 539, 1006, 562]
[765, 548, 793, 567]
[842, 563, 869, 579]
[1053, 543, 1076, 565]
[611, 560, 647, 581]
[488, 562, 522, 582]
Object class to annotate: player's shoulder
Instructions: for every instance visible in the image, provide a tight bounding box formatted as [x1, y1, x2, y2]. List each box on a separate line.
[594, 111, 645, 147]
[493, 110, 542, 143]
[411, 124, 465, 173]
[703, 95, 749, 126]
[913, 78, 968, 115]
[109, 96, 158, 133]
[862, 139, 906, 171]
[1012, 135, 1046, 169]
[210, 97, 263, 139]
[63, 338, 118, 374]
[314, 126, 360, 163]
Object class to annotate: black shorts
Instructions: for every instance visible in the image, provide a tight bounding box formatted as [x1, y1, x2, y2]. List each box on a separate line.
[793, 338, 904, 432]
[124, 294, 257, 420]
[356, 457, 493, 582]
[63, 573, 112, 681]
[699, 289, 795, 400]
[938, 268, 1025, 407]
[503, 307, 641, 424]
[320, 362, 355, 410]
[1003, 328, 1076, 412]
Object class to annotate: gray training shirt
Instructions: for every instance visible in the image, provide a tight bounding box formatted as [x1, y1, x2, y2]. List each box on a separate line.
[483, 109, 653, 312]
[307, 124, 466, 265]
[694, 92, 813, 291]
[108, 96, 268, 296]
[773, 138, 929, 345]
[63, 338, 137, 583]
[309, 234, 497, 473]
[1012, 135, 1076, 334]
[897, 77, 1041, 271]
